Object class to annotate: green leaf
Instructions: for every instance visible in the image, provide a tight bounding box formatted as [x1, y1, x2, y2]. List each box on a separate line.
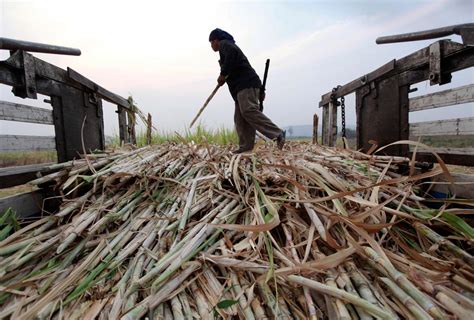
[440, 212, 474, 239]
[216, 299, 239, 309]
[78, 175, 94, 183]
[412, 209, 474, 238]
[0, 225, 12, 241]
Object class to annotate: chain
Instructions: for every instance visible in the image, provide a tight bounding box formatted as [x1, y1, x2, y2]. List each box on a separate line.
[331, 86, 346, 139]
[340, 95, 346, 138]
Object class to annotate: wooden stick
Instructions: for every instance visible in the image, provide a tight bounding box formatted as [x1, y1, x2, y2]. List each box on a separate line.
[146, 113, 152, 145]
[190, 84, 221, 128]
[313, 113, 319, 144]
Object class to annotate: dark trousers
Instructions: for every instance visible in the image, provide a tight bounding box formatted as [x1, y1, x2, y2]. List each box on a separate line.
[234, 87, 283, 150]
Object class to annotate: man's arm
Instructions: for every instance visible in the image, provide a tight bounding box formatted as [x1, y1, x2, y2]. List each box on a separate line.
[219, 41, 238, 78]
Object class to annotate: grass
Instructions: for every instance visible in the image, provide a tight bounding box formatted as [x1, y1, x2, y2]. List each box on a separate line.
[0, 151, 56, 168]
[109, 124, 238, 147]
[413, 135, 474, 148]
[0, 185, 34, 198]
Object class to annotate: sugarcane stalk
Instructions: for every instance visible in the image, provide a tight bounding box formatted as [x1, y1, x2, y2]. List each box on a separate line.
[379, 277, 431, 320]
[435, 291, 471, 320]
[190, 282, 212, 320]
[287, 275, 394, 319]
[364, 247, 446, 320]
[170, 295, 185, 320]
[414, 222, 474, 265]
[120, 262, 201, 320]
[230, 271, 256, 320]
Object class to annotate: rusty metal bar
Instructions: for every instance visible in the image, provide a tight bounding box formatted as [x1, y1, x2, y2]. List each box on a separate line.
[0, 37, 81, 56]
[376, 23, 474, 44]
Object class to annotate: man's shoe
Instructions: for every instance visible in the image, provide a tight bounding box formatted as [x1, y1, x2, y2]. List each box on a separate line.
[232, 147, 253, 154]
[276, 131, 286, 150]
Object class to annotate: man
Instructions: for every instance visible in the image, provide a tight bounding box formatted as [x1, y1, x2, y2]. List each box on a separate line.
[209, 28, 285, 154]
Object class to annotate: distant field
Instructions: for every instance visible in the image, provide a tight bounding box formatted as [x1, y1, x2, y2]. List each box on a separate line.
[0, 151, 56, 168]
[107, 125, 238, 147]
[414, 135, 474, 148]
[0, 131, 472, 169]
[0, 126, 237, 168]
[0, 184, 33, 198]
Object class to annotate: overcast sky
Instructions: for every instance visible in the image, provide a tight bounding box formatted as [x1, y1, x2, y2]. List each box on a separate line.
[1, 0, 473, 137]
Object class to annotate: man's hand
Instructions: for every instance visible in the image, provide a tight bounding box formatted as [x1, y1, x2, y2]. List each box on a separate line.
[217, 75, 226, 86]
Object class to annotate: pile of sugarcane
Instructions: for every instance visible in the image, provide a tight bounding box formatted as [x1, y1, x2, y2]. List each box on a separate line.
[0, 142, 473, 319]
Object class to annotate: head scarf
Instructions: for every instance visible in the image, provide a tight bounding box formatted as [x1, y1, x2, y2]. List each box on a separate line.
[209, 28, 235, 43]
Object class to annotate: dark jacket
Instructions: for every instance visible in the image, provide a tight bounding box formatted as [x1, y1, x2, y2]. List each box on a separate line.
[218, 40, 262, 100]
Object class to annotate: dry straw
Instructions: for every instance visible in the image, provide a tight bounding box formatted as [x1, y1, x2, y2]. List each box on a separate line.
[0, 141, 472, 319]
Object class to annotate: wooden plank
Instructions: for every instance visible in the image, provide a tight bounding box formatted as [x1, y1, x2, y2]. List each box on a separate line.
[320, 60, 395, 106]
[0, 100, 53, 124]
[0, 190, 44, 218]
[410, 117, 474, 136]
[67, 67, 130, 109]
[430, 173, 474, 199]
[0, 135, 55, 151]
[413, 149, 474, 166]
[0, 163, 56, 188]
[417, 147, 474, 155]
[2, 52, 130, 110]
[409, 84, 474, 111]
[320, 40, 474, 106]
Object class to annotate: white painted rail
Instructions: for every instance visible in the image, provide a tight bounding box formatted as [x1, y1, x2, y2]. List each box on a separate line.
[409, 84, 474, 112]
[0, 100, 53, 125]
[410, 117, 474, 136]
[0, 134, 55, 151]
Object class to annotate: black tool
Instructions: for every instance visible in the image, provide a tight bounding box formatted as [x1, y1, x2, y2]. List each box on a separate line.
[259, 58, 270, 111]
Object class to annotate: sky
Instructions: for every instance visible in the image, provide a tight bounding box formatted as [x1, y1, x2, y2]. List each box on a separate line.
[0, 0, 473, 137]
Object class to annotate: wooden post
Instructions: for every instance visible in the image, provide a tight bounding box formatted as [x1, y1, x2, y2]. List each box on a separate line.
[322, 103, 329, 145]
[312, 113, 319, 144]
[146, 113, 152, 145]
[127, 110, 136, 145]
[117, 106, 128, 145]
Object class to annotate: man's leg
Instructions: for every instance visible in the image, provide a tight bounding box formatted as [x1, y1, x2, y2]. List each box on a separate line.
[236, 88, 284, 141]
[234, 101, 256, 151]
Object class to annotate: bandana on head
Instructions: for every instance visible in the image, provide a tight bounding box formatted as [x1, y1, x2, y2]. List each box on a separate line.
[209, 28, 235, 43]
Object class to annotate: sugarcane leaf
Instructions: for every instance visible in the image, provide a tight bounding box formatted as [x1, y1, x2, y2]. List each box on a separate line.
[440, 212, 474, 239]
[0, 225, 12, 241]
[78, 175, 94, 183]
[0, 292, 11, 306]
[216, 299, 238, 309]
[0, 208, 12, 225]
[413, 209, 474, 238]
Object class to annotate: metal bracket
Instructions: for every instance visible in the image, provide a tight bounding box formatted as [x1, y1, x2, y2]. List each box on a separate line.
[429, 42, 441, 85]
[429, 41, 452, 86]
[83, 91, 98, 107]
[83, 91, 102, 118]
[10, 51, 37, 99]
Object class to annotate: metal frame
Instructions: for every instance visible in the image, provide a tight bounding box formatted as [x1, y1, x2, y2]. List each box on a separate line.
[0, 39, 139, 217]
[319, 39, 474, 166]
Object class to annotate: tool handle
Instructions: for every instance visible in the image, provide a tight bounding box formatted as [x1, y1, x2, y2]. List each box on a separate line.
[260, 58, 270, 111]
[190, 84, 221, 128]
